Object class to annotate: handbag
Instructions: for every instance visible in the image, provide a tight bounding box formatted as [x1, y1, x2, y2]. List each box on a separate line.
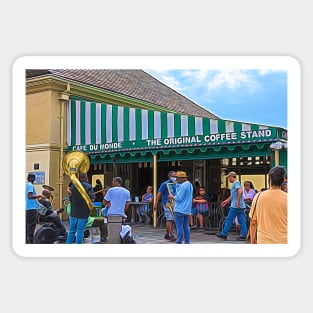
[245, 192, 262, 241]
[37, 201, 50, 216]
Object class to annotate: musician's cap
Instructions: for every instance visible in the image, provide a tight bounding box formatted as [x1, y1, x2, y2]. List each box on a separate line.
[226, 171, 237, 178]
[113, 176, 122, 185]
[174, 171, 188, 178]
[42, 189, 51, 197]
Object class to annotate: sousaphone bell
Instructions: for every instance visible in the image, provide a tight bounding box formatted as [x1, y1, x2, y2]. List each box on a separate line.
[62, 150, 94, 210]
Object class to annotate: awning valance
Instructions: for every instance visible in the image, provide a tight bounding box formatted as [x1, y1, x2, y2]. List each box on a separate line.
[66, 98, 287, 158]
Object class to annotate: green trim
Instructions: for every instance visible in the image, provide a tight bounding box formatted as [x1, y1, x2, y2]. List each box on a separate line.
[124, 106, 129, 142]
[112, 105, 118, 143]
[158, 145, 270, 162]
[218, 119, 225, 134]
[101, 103, 106, 143]
[80, 101, 86, 145]
[188, 115, 195, 136]
[90, 102, 96, 144]
[161, 112, 167, 138]
[234, 121, 242, 133]
[72, 142, 273, 164]
[174, 114, 181, 137]
[70, 100, 76, 145]
[135, 108, 142, 141]
[203, 117, 210, 134]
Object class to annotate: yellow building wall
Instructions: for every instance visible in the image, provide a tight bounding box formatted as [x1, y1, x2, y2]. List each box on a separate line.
[221, 174, 269, 192]
[26, 91, 51, 144]
[26, 150, 51, 195]
[26, 88, 68, 214]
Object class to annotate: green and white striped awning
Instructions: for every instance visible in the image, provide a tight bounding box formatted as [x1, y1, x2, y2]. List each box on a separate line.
[66, 98, 287, 161]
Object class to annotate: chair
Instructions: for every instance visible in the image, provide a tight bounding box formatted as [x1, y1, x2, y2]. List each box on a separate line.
[137, 203, 151, 224]
[84, 226, 99, 243]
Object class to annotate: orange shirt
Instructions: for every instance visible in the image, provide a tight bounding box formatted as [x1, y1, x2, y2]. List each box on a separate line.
[249, 189, 288, 244]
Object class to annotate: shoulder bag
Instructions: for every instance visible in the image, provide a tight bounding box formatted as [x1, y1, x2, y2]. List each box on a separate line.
[245, 192, 262, 241]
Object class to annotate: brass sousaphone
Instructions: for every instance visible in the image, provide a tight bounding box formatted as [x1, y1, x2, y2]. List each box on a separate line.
[62, 150, 94, 211]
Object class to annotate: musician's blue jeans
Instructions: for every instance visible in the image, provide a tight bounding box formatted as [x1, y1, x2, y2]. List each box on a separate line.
[174, 212, 190, 244]
[66, 216, 88, 244]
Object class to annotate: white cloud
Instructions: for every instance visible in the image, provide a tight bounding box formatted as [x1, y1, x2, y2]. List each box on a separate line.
[181, 69, 210, 82]
[145, 70, 184, 92]
[258, 69, 286, 75]
[161, 74, 184, 92]
[207, 70, 259, 93]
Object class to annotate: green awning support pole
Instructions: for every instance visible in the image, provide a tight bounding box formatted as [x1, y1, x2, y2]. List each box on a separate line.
[153, 154, 157, 228]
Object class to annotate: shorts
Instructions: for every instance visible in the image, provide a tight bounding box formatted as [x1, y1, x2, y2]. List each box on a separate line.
[163, 204, 174, 221]
[197, 204, 209, 217]
[191, 207, 198, 216]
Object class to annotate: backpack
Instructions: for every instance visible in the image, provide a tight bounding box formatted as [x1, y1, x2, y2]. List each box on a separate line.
[120, 225, 136, 244]
[120, 231, 136, 244]
[34, 223, 58, 244]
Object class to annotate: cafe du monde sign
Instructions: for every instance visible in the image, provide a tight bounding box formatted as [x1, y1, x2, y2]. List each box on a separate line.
[70, 128, 279, 154]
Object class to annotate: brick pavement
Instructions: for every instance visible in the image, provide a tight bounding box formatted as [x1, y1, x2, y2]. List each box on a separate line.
[75, 222, 248, 244]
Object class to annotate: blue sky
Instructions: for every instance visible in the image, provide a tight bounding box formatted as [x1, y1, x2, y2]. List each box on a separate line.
[145, 69, 287, 129]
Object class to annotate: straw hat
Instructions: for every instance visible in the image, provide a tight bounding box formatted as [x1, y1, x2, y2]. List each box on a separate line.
[174, 171, 188, 178]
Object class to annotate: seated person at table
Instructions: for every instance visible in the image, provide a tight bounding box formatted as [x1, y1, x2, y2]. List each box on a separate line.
[193, 187, 210, 232]
[38, 189, 67, 238]
[136, 185, 153, 219]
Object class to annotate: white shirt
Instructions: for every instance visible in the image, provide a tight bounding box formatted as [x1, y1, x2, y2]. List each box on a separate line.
[104, 186, 131, 217]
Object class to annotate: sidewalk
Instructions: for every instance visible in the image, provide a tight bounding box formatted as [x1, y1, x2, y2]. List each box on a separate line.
[62, 221, 248, 244]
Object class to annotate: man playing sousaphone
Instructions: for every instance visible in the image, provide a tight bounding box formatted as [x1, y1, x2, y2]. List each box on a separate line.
[153, 171, 177, 242]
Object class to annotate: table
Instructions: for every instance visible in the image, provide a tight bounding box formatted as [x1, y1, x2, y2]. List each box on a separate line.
[127, 201, 152, 224]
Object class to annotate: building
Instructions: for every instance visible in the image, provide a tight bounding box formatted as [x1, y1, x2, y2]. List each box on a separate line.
[26, 69, 287, 220]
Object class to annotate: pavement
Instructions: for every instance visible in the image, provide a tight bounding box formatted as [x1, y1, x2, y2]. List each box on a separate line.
[61, 221, 248, 244]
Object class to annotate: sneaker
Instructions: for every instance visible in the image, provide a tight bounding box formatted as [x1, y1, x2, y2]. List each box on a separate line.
[168, 235, 177, 242]
[196, 228, 204, 232]
[236, 236, 246, 241]
[164, 234, 170, 240]
[190, 225, 197, 230]
[215, 232, 227, 240]
[101, 238, 108, 242]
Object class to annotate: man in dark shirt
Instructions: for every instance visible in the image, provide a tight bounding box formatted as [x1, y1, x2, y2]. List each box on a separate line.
[66, 172, 95, 244]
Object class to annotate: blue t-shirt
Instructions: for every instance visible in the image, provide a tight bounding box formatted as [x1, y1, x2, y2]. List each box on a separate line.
[230, 180, 245, 208]
[25, 182, 38, 210]
[158, 180, 176, 205]
[143, 193, 153, 202]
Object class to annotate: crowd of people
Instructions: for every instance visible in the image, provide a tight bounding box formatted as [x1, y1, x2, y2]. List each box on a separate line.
[26, 165, 288, 245]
